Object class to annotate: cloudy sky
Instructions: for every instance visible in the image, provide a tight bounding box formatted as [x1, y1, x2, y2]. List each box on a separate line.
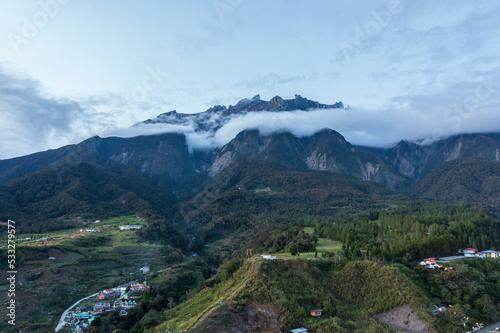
[0, 0, 499, 159]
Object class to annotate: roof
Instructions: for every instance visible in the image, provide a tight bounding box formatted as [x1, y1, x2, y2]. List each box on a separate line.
[289, 329, 308, 333]
[482, 250, 497, 253]
[464, 248, 477, 251]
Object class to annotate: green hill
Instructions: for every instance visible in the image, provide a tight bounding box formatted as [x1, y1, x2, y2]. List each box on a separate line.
[150, 257, 500, 333]
[153, 259, 438, 332]
[0, 161, 175, 233]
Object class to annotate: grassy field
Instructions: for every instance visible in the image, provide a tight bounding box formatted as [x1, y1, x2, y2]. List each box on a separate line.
[295, 227, 343, 258]
[316, 237, 343, 253]
[0, 216, 145, 246]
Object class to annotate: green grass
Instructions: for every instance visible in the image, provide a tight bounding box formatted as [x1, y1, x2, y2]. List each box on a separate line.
[44, 251, 84, 269]
[266, 237, 344, 259]
[154, 261, 257, 332]
[303, 227, 314, 234]
[316, 237, 343, 253]
[0, 216, 145, 246]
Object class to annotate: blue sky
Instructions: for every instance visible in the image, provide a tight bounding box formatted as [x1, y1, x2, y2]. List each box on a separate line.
[0, 0, 499, 159]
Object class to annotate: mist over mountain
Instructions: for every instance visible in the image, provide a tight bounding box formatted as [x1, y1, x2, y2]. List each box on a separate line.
[1, 95, 499, 201]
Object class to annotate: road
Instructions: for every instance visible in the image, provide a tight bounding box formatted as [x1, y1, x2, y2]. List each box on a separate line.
[435, 255, 466, 263]
[55, 292, 99, 332]
[477, 321, 500, 332]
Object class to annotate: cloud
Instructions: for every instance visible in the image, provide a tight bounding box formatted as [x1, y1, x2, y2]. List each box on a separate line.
[112, 65, 500, 152]
[0, 68, 162, 159]
[0, 68, 85, 159]
[234, 73, 312, 91]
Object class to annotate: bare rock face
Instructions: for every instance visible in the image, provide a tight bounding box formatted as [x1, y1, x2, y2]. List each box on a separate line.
[209, 129, 411, 191]
[375, 133, 500, 181]
[376, 303, 430, 333]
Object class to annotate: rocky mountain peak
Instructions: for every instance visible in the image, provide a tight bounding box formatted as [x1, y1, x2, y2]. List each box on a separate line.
[135, 94, 344, 132]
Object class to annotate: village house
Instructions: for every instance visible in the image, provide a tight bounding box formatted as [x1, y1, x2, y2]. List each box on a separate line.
[93, 302, 112, 313]
[432, 306, 447, 315]
[482, 250, 499, 258]
[261, 255, 277, 260]
[288, 328, 309, 333]
[130, 283, 149, 292]
[102, 288, 114, 295]
[419, 259, 453, 271]
[113, 299, 137, 309]
[75, 305, 88, 314]
[475, 251, 485, 258]
[119, 225, 143, 231]
[139, 266, 150, 274]
[310, 309, 323, 317]
[463, 248, 477, 257]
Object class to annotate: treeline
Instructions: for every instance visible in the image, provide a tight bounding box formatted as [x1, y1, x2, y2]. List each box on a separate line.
[316, 202, 500, 261]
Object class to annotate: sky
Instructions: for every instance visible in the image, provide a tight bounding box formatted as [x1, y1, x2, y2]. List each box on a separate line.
[0, 0, 499, 159]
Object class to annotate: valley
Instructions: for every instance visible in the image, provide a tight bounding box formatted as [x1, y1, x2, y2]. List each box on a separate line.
[1, 97, 500, 332]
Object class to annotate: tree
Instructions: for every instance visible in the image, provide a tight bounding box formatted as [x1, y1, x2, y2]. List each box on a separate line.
[91, 317, 102, 326]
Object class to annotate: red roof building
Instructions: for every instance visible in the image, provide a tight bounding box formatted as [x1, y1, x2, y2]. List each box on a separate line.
[310, 309, 322, 317]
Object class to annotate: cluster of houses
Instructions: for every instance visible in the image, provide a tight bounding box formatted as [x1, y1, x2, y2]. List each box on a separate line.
[64, 305, 101, 332]
[462, 248, 499, 258]
[419, 258, 454, 271]
[62, 281, 149, 332]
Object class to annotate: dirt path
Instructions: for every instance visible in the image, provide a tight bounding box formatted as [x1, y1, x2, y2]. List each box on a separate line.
[188, 261, 261, 332]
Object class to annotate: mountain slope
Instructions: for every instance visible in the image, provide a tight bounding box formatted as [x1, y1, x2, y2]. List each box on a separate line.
[409, 157, 500, 203]
[0, 159, 175, 233]
[209, 129, 411, 191]
[0, 145, 103, 184]
[178, 159, 397, 247]
[362, 133, 500, 181]
[154, 259, 437, 333]
[79, 133, 212, 198]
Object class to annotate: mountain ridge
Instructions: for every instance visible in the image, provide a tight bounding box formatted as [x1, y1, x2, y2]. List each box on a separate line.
[1, 95, 499, 205]
[137, 94, 344, 134]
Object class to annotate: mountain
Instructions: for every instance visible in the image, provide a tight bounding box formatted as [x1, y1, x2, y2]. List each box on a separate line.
[79, 133, 213, 198]
[409, 157, 500, 203]
[179, 158, 397, 244]
[139, 94, 344, 132]
[360, 133, 500, 181]
[1, 95, 500, 211]
[0, 144, 105, 184]
[0, 157, 175, 233]
[209, 129, 411, 191]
